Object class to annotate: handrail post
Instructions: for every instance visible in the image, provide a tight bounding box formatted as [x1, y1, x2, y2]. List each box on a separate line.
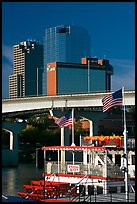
[43, 149, 46, 199]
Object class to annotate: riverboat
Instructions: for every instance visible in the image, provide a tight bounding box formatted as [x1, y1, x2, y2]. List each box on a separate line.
[16, 135, 135, 202]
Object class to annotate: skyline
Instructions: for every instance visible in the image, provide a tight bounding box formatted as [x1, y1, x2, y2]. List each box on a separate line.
[2, 2, 135, 98]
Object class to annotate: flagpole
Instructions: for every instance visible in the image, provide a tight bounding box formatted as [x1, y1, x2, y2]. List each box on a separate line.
[71, 108, 75, 168]
[122, 86, 128, 200]
[71, 108, 75, 146]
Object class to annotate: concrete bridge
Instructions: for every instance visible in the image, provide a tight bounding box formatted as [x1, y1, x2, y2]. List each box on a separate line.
[2, 91, 135, 113]
[2, 91, 135, 167]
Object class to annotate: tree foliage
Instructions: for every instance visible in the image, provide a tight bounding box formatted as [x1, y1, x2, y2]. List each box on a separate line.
[74, 120, 86, 145]
[18, 126, 40, 145]
[18, 113, 61, 146]
[18, 114, 86, 147]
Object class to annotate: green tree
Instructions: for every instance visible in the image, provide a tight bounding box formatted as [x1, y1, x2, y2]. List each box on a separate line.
[40, 128, 61, 146]
[74, 120, 86, 145]
[27, 114, 54, 129]
[18, 126, 40, 145]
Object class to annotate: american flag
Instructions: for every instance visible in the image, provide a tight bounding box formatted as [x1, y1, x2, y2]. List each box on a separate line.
[55, 110, 72, 128]
[102, 89, 123, 112]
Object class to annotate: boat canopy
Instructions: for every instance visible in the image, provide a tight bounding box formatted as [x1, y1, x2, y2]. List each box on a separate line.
[42, 145, 106, 151]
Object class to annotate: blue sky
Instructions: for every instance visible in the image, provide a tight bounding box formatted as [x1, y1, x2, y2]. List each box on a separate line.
[2, 2, 135, 98]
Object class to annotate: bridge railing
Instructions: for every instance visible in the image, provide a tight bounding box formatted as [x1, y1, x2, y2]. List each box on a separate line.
[2, 90, 135, 100]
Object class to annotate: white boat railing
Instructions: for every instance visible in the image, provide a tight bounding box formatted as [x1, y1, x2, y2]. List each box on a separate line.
[45, 161, 125, 178]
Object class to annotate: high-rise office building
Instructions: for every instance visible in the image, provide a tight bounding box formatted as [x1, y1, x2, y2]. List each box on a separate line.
[44, 25, 91, 64]
[46, 57, 113, 96]
[9, 40, 43, 98]
[43, 25, 91, 94]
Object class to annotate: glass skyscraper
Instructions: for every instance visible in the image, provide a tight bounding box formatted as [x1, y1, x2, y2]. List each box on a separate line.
[43, 25, 91, 94]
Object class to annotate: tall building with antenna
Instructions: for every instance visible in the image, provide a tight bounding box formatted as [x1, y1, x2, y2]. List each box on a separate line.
[9, 40, 43, 98]
[43, 25, 91, 94]
[44, 25, 90, 64]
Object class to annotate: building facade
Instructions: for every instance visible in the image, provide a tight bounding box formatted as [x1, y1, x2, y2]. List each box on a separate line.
[43, 25, 91, 94]
[46, 57, 113, 96]
[9, 40, 43, 98]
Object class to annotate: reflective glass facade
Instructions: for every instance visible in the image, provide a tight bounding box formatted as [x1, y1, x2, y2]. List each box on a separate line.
[57, 67, 106, 95]
[44, 25, 90, 64]
[44, 25, 91, 94]
[46, 59, 113, 96]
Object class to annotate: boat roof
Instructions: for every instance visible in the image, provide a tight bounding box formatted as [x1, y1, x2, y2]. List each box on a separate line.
[42, 145, 134, 151]
[42, 145, 106, 151]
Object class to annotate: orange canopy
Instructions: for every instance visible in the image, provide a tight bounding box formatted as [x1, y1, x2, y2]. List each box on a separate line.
[84, 135, 122, 141]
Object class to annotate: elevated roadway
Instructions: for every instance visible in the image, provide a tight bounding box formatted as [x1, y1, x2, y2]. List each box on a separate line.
[2, 91, 135, 114]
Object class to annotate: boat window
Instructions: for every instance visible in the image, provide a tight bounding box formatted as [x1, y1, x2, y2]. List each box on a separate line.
[97, 186, 103, 194]
[107, 154, 112, 160]
[109, 186, 117, 193]
[115, 155, 121, 166]
[121, 186, 125, 193]
[132, 155, 135, 165]
[88, 185, 94, 195]
[98, 160, 102, 165]
[121, 185, 130, 193]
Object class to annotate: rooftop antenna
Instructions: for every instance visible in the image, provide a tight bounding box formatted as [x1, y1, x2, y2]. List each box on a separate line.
[104, 54, 106, 59]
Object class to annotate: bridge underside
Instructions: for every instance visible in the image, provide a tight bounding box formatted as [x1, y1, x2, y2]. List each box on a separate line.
[2, 91, 135, 114]
[2, 105, 134, 119]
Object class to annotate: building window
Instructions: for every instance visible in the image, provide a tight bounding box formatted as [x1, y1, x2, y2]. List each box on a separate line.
[57, 27, 69, 34]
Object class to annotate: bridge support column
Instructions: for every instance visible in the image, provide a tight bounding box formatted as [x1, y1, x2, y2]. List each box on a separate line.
[2, 121, 27, 167]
